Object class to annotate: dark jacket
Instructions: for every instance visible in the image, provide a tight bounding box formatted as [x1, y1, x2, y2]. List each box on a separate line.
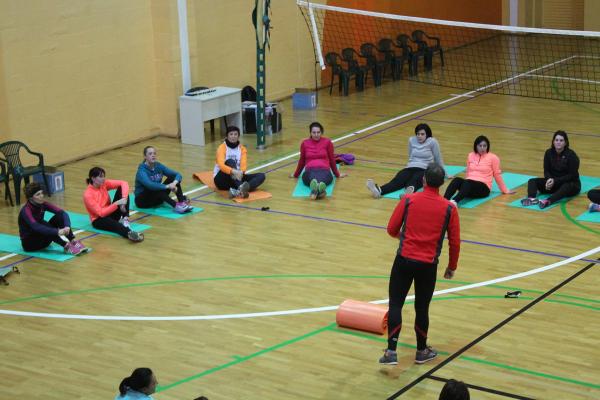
[543, 147, 580, 186]
[18, 201, 69, 239]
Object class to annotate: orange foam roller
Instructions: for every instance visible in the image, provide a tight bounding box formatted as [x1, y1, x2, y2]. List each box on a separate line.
[336, 299, 388, 335]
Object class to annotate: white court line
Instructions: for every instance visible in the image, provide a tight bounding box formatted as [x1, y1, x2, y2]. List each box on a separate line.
[0, 246, 597, 320]
[525, 74, 600, 85]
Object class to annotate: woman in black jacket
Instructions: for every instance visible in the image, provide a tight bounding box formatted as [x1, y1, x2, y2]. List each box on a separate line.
[521, 130, 580, 209]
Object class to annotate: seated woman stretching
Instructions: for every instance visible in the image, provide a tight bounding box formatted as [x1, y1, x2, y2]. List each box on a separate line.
[521, 130, 581, 209]
[444, 135, 514, 204]
[83, 167, 144, 242]
[366, 123, 445, 198]
[214, 126, 266, 198]
[290, 121, 347, 199]
[115, 367, 157, 400]
[19, 182, 87, 255]
[589, 189, 600, 212]
[135, 146, 192, 213]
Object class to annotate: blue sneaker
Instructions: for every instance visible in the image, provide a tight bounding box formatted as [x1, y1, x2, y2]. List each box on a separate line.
[415, 346, 437, 364]
[378, 349, 397, 365]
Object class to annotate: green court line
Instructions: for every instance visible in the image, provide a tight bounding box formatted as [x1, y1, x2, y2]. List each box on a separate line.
[560, 202, 600, 236]
[329, 322, 599, 390]
[1, 275, 598, 307]
[155, 323, 336, 392]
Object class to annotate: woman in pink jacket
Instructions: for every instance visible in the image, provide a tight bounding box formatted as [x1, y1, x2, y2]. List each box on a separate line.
[83, 167, 144, 242]
[290, 122, 347, 199]
[444, 135, 515, 204]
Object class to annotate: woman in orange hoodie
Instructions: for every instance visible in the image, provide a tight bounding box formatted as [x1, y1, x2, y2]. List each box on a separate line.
[444, 135, 515, 205]
[83, 167, 144, 242]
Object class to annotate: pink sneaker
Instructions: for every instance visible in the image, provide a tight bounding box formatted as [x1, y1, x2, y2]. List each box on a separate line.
[174, 201, 193, 213]
[64, 242, 82, 256]
[73, 240, 89, 254]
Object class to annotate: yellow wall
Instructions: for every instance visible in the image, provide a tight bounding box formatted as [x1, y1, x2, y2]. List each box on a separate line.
[584, 0, 600, 31]
[0, 0, 318, 165]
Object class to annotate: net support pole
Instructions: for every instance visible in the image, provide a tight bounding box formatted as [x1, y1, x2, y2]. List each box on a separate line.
[308, 5, 326, 70]
[177, 0, 191, 94]
[255, 0, 267, 150]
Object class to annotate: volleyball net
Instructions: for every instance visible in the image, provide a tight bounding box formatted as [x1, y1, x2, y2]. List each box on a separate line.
[298, 1, 600, 103]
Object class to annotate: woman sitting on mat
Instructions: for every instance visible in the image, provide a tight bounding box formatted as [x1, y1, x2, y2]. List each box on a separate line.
[135, 146, 192, 213]
[83, 167, 144, 242]
[18, 182, 87, 255]
[588, 188, 600, 212]
[366, 123, 444, 198]
[115, 367, 157, 400]
[521, 130, 581, 209]
[214, 126, 266, 199]
[444, 135, 515, 204]
[290, 121, 347, 200]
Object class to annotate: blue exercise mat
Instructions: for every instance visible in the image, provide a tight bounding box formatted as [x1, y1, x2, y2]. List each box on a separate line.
[576, 210, 600, 223]
[382, 165, 466, 199]
[508, 175, 600, 212]
[292, 167, 341, 197]
[110, 191, 203, 219]
[0, 233, 75, 262]
[44, 211, 151, 237]
[457, 172, 535, 209]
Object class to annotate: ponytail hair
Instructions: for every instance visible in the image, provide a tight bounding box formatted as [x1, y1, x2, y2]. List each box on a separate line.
[118, 368, 154, 396]
[86, 167, 106, 185]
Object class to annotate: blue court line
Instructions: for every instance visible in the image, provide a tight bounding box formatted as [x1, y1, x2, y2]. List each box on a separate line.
[191, 198, 598, 264]
[416, 118, 600, 138]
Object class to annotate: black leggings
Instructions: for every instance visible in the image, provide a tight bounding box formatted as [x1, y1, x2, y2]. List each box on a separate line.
[527, 178, 581, 204]
[380, 167, 425, 195]
[135, 176, 185, 208]
[302, 168, 334, 186]
[387, 255, 437, 351]
[91, 187, 130, 238]
[444, 177, 490, 202]
[214, 159, 266, 191]
[589, 189, 600, 204]
[21, 214, 75, 251]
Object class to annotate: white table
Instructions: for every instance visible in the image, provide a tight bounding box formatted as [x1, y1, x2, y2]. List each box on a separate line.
[179, 86, 242, 146]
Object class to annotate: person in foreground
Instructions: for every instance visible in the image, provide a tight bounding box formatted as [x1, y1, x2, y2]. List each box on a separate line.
[290, 121, 347, 200]
[115, 368, 157, 400]
[83, 167, 144, 242]
[439, 379, 470, 400]
[444, 135, 515, 204]
[213, 126, 265, 198]
[379, 163, 460, 365]
[135, 146, 193, 213]
[366, 123, 445, 198]
[18, 182, 87, 255]
[521, 130, 581, 209]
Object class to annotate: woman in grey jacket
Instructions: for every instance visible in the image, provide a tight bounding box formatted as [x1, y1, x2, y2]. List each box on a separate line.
[367, 123, 445, 198]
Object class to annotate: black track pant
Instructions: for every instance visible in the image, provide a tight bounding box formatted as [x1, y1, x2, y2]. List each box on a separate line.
[91, 187, 130, 238]
[589, 189, 600, 204]
[214, 159, 266, 191]
[301, 168, 333, 187]
[380, 167, 425, 195]
[21, 214, 75, 251]
[444, 177, 490, 203]
[135, 176, 185, 208]
[387, 255, 437, 351]
[527, 178, 581, 204]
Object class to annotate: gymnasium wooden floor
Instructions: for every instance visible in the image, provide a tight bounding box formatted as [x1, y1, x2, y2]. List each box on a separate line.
[0, 75, 599, 399]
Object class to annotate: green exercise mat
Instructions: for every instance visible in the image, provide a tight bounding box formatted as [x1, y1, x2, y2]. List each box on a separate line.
[457, 172, 535, 209]
[45, 211, 151, 237]
[0, 233, 75, 261]
[292, 167, 341, 197]
[508, 176, 600, 212]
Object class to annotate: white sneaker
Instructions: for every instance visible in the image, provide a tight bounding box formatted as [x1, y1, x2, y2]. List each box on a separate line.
[119, 216, 131, 228]
[366, 179, 382, 199]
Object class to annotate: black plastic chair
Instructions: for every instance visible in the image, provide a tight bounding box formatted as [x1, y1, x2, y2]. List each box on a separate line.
[341, 48, 371, 87]
[0, 160, 13, 206]
[0, 141, 49, 205]
[411, 30, 444, 71]
[324, 52, 364, 96]
[377, 38, 408, 80]
[396, 34, 423, 76]
[359, 43, 387, 86]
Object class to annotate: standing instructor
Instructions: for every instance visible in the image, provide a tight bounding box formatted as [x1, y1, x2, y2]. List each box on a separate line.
[379, 163, 460, 365]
